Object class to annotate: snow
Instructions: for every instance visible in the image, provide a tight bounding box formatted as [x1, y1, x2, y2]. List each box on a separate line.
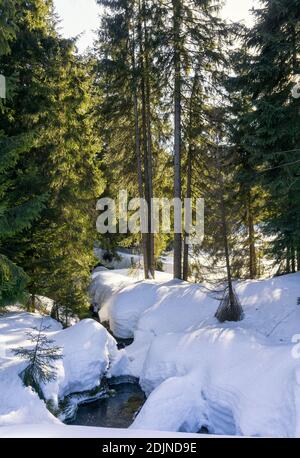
[97, 270, 300, 343]
[0, 424, 202, 438]
[41, 319, 128, 405]
[94, 247, 143, 270]
[131, 328, 300, 436]
[92, 269, 300, 437]
[0, 311, 126, 427]
[2, 269, 300, 437]
[90, 267, 171, 325]
[90, 268, 137, 318]
[0, 312, 62, 427]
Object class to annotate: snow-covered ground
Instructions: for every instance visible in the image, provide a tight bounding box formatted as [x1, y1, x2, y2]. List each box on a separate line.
[1, 269, 300, 437]
[95, 239, 277, 280]
[0, 424, 201, 438]
[90, 267, 171, 316]
[90, 269, 300, 437]
[0, 311, 126, 428]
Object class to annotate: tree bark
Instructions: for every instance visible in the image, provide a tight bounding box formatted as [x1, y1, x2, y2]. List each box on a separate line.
[172, 0, 182, 279]
[183, 71, 199, 281]
[215, 149, 234, 303]
[291, 241, 296, 273]
[131, 15, 149, 279]
[247, 192, 257, 279]
[143, 1, 155, 277]
[183, 143, 192, 281]
[138, 0, 151, 279]
[297, 247, 300, 271]
[286, 244, 291, 273]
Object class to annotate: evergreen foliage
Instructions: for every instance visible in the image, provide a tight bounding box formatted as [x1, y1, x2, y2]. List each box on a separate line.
[12, 319, 63, 398]
[0, 1, 104, 314]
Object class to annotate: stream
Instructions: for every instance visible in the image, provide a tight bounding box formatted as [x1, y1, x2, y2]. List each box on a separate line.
[66, 380, 145, 429]
[64, 319, 208, 433]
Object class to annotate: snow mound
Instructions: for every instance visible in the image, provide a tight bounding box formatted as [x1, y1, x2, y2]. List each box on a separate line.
[90, 267, 171, 326]
[42, 319, 128, 405]
[89, 268, 137, 318]
[93, 269, 300, 436]
[0, 312, 128, 426]
[132, 328, 300, 437]
[98, 271, 300, 343]
[0, 312, 62, 427]
[103, 281, 178, 339]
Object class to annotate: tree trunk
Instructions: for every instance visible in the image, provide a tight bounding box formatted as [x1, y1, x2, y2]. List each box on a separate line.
[215, 148, 236, 310]
[214, 166, 244, 323]
[28, 293, 36, 313]
[183, 139, 192, 281]
[138, 0, 151, 279]
[172, 0, 182, 280]
[220, 190, 234, 303]
[143, 2, 155, 278]
[131, 18, 148, 279]
[286, 244, 291, 273]
[291, 241, 296, 273]
[247, 192, 257, 279]
[183, 71, 199, 281]
[297, 247, 300, 271]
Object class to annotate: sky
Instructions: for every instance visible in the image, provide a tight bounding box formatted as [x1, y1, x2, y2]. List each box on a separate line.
[53, 0, 259, 54]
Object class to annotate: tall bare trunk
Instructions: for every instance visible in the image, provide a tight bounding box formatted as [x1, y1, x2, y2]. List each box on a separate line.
[173, 0, 182, 279]
[131, 23, 148, 278]
[183, 143, 192, 281]
[291, 241, 296, 273]
[28, 293, 36, 313]
[220, 189, 234, 303]
[183, 72, 199, 281]
[247, 192, 257, 279]
[286, 244, 291, 273]
[215, 150, 234, 301]
[143, 2, 154, 277]
[137, 0, 151, 279]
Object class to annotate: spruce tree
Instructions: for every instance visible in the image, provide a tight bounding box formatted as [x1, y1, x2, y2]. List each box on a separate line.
[231, 0, 300, 273]
[1, 1, 104, 315]
[0, 1, 46, 306]
[12, 319, 63, 398]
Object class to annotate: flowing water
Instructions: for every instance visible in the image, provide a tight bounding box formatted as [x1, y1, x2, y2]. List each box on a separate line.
[66, 381, 146, 429]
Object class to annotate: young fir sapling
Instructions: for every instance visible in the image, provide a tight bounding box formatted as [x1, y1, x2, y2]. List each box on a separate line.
[12, 319, 63, 398]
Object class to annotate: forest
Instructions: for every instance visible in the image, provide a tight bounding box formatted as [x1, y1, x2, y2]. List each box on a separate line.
[0, 0, 300, 440]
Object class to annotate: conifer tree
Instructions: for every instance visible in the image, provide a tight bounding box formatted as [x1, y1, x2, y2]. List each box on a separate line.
[231, 0, 300, 273]
[0, 1, 46, 306]
[95, 0, 172, 278]
[1, 1, 104, 314]
[12, 319, 63, 398]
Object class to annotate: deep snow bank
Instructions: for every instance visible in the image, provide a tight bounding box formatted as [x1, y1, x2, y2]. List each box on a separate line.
[90, 267, 171, 326]
[131, 328, 300, 437]
[42, 319, 128, 405]
[95, 270, 300, 344]
[0, 311, 127, 426]
[90, 268, 137, 317]
[93, 269, 300, 437]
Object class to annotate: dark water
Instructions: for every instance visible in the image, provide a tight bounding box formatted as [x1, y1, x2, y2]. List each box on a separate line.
[66, 382, 146, 429]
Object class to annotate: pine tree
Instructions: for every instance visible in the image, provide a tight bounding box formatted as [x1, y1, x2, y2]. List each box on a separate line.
[95, 0, 172, 278]
[1, 1, 104, 315]
[0, 1, 47, 307]
[231, 0, 300, 274]
[200, 106, 244, 322]
[152, 0, 225, 279]
[12, 319, 63, 398]
[0, 0, 20, 55]
[96, 0, 226, 281]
